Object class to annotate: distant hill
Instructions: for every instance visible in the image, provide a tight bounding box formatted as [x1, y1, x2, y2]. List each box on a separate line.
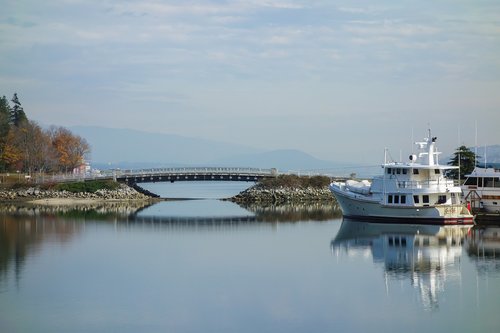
[475, 145, 500, 163]
[69, 126, 261, 167]
[213, 149, 341, 172]
[69, 126, 342, 172]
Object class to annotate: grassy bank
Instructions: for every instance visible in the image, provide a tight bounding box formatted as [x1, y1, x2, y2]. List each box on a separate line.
[257, 174, 331, 189]
[50, 180, 121, 193]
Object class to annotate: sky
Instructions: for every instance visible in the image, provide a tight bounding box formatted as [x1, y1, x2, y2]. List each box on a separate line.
[1, 0, 499, 165]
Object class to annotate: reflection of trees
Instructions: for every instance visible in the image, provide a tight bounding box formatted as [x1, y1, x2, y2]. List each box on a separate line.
[0, 201, 342, 287]
[466, 226, 500, 276]
[0, 201, 154, 220]
[331, 219, 471, 311]
[237, 202, 342, 222]
[0, 201, 154, 287]
[0, 214, 83, 287]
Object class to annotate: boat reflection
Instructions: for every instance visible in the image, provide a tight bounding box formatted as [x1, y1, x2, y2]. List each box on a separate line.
[331, 218, 471, 310]
[466, 225, 500, 277]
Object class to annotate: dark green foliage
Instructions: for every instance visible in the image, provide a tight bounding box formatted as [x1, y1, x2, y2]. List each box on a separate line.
[258, 175, 331, 189]
[10, 93, 27, 127]
[54, 180, 120, 193]
[447, 145, 477, 179]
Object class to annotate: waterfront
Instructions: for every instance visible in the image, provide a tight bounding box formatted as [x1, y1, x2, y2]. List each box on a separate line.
[1, 189, 499, 332]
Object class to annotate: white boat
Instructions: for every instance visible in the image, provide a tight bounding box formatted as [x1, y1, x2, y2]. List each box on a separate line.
[462, 163, 500, 214]
[329, 132, 473, 225]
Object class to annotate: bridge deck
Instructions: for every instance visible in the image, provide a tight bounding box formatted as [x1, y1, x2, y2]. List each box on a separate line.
[40, 167, 278, 184]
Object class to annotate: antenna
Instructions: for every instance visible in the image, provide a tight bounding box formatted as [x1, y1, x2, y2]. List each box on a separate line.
[485, 143, 487, 166]
[475, 120, 478, 167]
[411, 127, 414, 156]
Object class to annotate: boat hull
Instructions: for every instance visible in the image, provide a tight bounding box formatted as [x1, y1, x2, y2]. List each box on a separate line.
[330, 186, 474, 225]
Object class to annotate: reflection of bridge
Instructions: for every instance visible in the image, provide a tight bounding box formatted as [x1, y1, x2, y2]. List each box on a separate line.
[41, 167, 278, 184]
[129, 215, 257, 226]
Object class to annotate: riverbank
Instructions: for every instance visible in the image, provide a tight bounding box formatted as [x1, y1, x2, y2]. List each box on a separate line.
[228, 184, 336, 204]
[0, 182, 157, 205]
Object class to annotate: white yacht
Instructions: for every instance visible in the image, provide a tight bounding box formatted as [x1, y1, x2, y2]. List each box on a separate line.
[329, 132, 473, 224]
[462, 163, 500, 214]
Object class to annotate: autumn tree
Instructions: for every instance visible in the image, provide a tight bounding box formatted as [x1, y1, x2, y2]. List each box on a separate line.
[49, 127, 90, 172]
[14, 121, 55, 173]
[0, 96, 11, 170]
[0, 93, 92, 175]
[447, 145, 477, 180]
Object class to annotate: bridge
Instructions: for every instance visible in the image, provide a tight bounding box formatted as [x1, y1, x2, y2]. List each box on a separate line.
[40, 167, 279, 184]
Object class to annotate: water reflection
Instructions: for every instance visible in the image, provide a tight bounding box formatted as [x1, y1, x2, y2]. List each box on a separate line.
[0, 200, 340, 288]
[331, 219, 471, 310]
[0, 214, 85, 289]
[236, 202, 342, 222]
[466, 225, 500, 277]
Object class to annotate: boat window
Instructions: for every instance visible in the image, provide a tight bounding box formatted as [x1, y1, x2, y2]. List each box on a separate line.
[434, 169, 440, 174]
[388, 195, 393, 204]
[413, 169, 419, 175]
[396, 169, 401, 174]
[386, 168, 391, 175]
[401, 195, 406, 204]
[496, 178, 500, 187]
[402, 169, 407, 175]
[394, 195, 400, 204]
[464, 177, 477, 186]
[484, 178, 494, 187]
[423, 195, 429, 204]
[478, 178, 483, 187]
[413, 195, 420, 204]
[438, 195, 447, 204]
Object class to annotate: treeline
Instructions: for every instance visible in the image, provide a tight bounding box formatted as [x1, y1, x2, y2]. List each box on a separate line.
[0, 93, 90, 174]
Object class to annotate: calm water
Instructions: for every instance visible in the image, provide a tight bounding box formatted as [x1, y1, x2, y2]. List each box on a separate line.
[1, 184, 499, 332]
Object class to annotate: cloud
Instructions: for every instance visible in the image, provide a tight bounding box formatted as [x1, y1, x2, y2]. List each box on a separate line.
[1, 0, 500, 163]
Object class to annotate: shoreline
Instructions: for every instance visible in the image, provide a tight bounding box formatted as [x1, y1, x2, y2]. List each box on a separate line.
[227, 185, 336, 204]
[0, 183, 159, 205]
[0, 180, 338, 206]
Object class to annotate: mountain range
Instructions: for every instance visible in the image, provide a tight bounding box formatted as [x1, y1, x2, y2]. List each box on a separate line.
[69, 126, 341, 172]
[69, 126, 499, 175]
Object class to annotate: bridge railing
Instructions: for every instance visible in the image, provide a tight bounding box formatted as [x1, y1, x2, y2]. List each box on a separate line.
[115, 167, 277, 177]
[35, 167, 278, 184]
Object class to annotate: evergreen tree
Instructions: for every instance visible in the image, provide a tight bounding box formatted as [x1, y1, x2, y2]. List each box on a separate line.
[10, 93, 28, 126]
[447, 145, 477, 180]
[0, 96, 12, 170]
[0, 96, 10, 136]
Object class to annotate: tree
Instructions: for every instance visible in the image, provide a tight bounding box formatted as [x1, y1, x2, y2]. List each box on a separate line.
[10, 93, 27, 127]
[447, 145, 477, 180]
[49, 127, 90, 172]
[0, 96, 11, 170]
[0, 128, 22, 170]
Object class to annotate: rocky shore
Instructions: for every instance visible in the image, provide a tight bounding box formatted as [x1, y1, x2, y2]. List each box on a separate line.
[0, 183, 155, 203]
[228, 185, 336, 204]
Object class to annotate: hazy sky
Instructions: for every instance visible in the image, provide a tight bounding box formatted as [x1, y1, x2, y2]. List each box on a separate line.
[1, 0, 499, 164]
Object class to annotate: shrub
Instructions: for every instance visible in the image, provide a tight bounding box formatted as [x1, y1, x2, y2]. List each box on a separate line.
[258, 175, 331, 189]
[54, 180, 120, 193]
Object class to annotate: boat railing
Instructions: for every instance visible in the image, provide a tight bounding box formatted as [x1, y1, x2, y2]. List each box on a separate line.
[397, 179, 457, 189]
